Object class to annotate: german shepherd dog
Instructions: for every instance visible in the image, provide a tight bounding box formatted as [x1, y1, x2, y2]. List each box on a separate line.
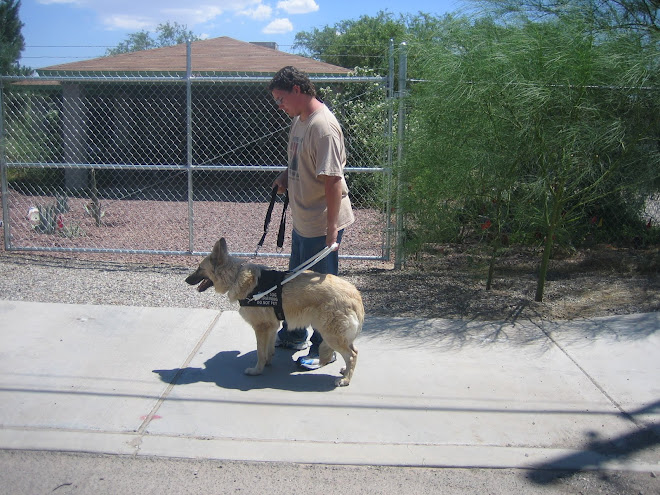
[186, 238, 364, 386]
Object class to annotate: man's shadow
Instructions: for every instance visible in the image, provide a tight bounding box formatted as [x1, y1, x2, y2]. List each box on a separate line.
[153, 349, 338, 392]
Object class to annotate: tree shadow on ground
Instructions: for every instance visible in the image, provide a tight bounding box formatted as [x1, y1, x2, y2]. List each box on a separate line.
[527, 400, 660, 485]
[360, 312, 659, 354]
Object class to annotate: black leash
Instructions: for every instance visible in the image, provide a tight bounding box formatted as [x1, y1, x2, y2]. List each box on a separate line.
[255, 186, 288, 256]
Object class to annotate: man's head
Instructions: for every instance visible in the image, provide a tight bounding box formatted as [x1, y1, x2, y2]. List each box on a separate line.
[268, 66, 317, 97]
[269, 66, 318, 118]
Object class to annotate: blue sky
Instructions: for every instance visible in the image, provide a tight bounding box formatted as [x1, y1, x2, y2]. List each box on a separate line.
[19, 0, 469, 68]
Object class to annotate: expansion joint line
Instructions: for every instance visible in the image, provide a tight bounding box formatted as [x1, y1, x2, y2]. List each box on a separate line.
[536, 320, 643, 430]
[134, 311, 222, 440]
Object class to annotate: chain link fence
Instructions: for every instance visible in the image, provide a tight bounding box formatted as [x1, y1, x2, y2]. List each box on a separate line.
[1, 68, 393, 262]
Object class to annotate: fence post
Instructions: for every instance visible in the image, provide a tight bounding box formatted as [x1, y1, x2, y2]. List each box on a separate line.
[394, 42, 407, 270]
[0, 81, 11, 249]
[62, 83, 88, 190]
[186, 39, 194, 253]
[383, 39, 395, 261]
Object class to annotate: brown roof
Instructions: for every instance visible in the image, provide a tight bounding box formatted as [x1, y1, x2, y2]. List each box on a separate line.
[38, 36, 351, 75]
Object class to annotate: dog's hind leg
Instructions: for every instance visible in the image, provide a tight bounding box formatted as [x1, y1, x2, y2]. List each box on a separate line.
[319, 340, 335, 367]
[320, 334, 358, 387]
[335, 344, 358, 387]
[245, 323, 278, 376]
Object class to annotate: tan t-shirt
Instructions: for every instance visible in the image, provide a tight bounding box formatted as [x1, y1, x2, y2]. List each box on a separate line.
[287, 104, 355, 238]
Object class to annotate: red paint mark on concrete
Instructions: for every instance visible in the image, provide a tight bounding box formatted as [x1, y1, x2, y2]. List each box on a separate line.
[139, 414, 162, 420]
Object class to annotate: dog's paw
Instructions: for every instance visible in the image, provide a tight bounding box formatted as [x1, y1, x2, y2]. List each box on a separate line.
[335, 376, 350, 387]
[244, 367, 263, 376]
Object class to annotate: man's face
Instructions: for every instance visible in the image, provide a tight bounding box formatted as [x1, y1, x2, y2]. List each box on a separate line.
[271, 85, 300, 117]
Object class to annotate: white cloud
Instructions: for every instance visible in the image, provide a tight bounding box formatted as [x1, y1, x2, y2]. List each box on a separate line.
[262, 17, 293, 34]
[38, 0, 86, 4]
[38, 0, 266, 31]
[161, 6, 226, 25]
[238, 4, 273, 21]
[276, 0, 318, 15]
[102, 14, 153, 31]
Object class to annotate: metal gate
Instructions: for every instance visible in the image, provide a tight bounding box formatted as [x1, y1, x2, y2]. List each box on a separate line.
[1, 46, 401, 262]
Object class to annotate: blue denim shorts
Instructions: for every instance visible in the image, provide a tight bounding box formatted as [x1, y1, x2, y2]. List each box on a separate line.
[288, 228, 343, 276]
[279, 228, 344, 345]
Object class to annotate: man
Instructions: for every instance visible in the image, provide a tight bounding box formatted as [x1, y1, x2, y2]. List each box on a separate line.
[269, 66, 355, 370]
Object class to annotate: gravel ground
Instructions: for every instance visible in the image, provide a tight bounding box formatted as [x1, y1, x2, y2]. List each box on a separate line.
[3, 188, 659, 321]
[1, 242, 658, 322]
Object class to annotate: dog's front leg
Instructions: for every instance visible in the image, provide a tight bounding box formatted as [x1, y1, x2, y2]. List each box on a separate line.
[245, 324, 275, 376]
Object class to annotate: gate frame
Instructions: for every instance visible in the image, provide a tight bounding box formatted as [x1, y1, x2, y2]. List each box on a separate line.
[0, 42, 409, 264]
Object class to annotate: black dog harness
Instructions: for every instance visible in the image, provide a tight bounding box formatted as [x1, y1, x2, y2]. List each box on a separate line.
[239, 269, 287, 321]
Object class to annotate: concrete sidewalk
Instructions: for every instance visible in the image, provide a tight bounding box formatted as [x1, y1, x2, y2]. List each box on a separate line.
[0, 300, 658, 472]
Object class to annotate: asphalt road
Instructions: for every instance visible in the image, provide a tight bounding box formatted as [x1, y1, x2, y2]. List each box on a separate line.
[2, 449, 659, 495]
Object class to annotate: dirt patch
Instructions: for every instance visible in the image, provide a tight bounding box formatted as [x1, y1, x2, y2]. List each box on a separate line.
[344, 244, 660, 321]
[3, 241, 657, 322]
[2, 190, 659, 321]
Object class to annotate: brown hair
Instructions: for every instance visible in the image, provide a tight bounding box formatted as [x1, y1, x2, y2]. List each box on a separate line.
[268, 66, 317, 98]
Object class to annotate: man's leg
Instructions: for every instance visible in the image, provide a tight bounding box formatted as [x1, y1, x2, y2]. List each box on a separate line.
[296, 229, 343, 370]
[276, 229, 343, 357]
[275, 229, 309, 349]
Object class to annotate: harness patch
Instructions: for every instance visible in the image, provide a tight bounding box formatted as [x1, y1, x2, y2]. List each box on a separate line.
[239, 269, 287, 321]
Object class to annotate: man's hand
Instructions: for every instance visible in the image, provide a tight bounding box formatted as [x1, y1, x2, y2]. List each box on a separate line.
[326, 231, 340, 251]
[273, 171, 288, 194]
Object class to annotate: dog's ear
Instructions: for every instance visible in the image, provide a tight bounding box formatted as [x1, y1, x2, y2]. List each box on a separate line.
[210, 237, 229, 265]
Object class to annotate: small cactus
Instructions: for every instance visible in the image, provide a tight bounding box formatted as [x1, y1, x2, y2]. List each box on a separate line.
[35, 204, 58, 234]
[35, 195, 68, 235]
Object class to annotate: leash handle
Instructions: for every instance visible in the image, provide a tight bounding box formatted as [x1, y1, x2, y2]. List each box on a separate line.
[286, 243, 339, 277]
[250, 243, 339, 301]
[277, 192, 288, 251]
[255, 186, 286, 256]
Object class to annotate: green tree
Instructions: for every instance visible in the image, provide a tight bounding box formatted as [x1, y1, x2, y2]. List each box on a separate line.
[477, 1, 659, 36]
[406, 14, 660, 300]
[316, 67, 389, 207]
[106, 21, 200, 55]
[0, 0, 25, 74]
[293, 11, 451, 73]
[294, 11, 404, 71]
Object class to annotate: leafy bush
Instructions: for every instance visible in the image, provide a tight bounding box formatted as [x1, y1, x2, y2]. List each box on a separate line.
[404, 14, 660, 299]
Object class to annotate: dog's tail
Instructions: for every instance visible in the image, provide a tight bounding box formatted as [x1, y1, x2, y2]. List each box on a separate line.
[351, 301, 365, 339]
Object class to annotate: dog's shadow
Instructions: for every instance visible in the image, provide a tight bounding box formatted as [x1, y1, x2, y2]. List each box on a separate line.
[153, 350, 338, 392]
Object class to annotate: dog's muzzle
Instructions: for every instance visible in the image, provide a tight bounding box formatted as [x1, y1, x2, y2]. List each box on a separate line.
[185, 273, 214, 292]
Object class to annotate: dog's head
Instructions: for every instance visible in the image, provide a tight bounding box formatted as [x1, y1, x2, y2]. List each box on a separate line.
[185, 237, 232, 294]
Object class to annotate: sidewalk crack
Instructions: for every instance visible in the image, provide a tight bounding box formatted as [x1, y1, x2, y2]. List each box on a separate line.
[135, 310, 222, 435]
[537, 320, 643, 429]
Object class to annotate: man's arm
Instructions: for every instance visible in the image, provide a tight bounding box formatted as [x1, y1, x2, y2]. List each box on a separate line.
[323, 174, 343, 249]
